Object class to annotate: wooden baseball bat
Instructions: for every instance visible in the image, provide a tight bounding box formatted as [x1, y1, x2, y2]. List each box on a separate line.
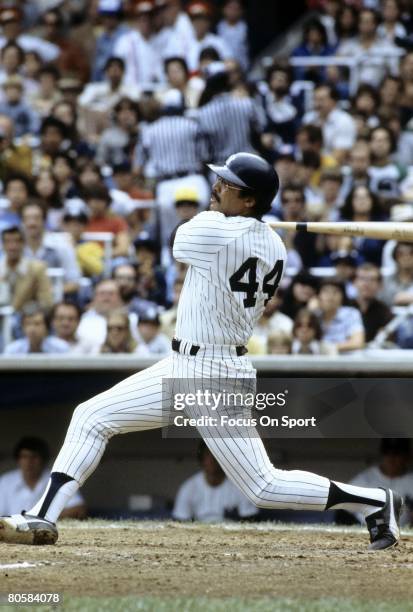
[268, 221, 413, 242]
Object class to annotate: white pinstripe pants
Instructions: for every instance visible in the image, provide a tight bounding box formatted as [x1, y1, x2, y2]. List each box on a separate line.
[52, 352, 330, 511]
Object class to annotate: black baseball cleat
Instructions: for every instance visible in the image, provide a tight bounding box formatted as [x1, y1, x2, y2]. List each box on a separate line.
[366, 489, 403, 551]
[0, 513, 58, 545]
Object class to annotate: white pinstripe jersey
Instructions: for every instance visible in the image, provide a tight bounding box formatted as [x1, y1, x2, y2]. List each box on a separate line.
[173, 211, 287, 346]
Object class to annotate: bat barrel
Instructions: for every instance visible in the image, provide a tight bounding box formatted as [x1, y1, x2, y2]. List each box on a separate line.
[268, 221, 413, 242]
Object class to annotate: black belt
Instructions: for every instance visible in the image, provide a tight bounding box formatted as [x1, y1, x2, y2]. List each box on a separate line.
[172, 338, 247, 357]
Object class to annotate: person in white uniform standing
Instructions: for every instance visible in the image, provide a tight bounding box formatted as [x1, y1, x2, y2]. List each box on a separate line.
[113, 0, 163, 88]
[0, 153, 402, 551]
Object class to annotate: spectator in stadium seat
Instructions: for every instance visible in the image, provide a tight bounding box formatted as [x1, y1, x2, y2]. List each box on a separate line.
[62, 210, 104, 279]
[258, 63, 297, 149]
[76, 279, 124, 346]
[172, 441, 258, 522]
[217, 0, 249, 71]
[353, 262, 393, 343]
[296, 124, 337, 188]
[266, 330, 292, 355]
[124, 200, 158, 248]
[96, 97, 140, 167]
[377, 0, 406, 44]
[79, 57, 138, 118]
[368, 125, 406, 207]
[281, 272, 319, 320]
[186, 1, 232, 72]
[340, 140, 373, 200]
[36, 117, 69, 166]
[23, 50, 42, 81]
[336, 8, 400, 87]
[84, 183, 131, 259]
[334, 4, 358, 47]
[198, 45, 221, 73]
[34, 169, 63, 231]
[77, 161, 104, 194]
[279, 183, 320, 267]
[161, 56, 204, 109]
[380, 242, 413, 307]
[329, 251, 360, 300]
[0, 437, 86, 518]
[385, 111, 413, 169]
[224, 58, 249, 98]
[272, 147, 297, 212]
[291, 308, 336, 355]
[113, 0, 163, 87]
[135, 237, 168, 306]
[351, 84, 380, 129]
[135, 308, 170, 355]
[339, 185, 387, 265]
[52, 152, 78, 200]
[378, 75, 403, 119]
[91, 0, 128, 83]
[150, 0, 196, 68]
[0, 42, 36, 102]
[292, 18, 336, 82]
[51, 301, 99, 355]
[100, 310, 138, 354]
[0, 7, 60, 62]
[28, 65, 62, 118]
[40, 8, 90, 83]
[0, 173, 32, 232]
[302, 84, 356, 163]
[295, 151, 324, 216]
[22, 202, 81, 295]
[0, 226, 53, 312]
[113, 263, 158, 317]
[174, 187, 200, 224]
[318, 168, 343, 220]
[3, 304, 70, 354]
[0, 76, 40, 138]
[399, 51, 413, 127]
[312, 278, 365, 352]
[349, 439, 413, 527]
[0, 114, 33, 180]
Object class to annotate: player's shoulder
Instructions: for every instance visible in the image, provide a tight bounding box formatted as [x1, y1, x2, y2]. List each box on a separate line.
[179, 211, 255, 232]
[257, 218, 287, 249]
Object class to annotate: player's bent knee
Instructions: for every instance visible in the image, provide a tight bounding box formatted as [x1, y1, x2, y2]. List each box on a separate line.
[69, 401, 114, 441]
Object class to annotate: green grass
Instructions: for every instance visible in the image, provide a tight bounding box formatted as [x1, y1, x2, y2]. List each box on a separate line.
[1, 597, 413, 612]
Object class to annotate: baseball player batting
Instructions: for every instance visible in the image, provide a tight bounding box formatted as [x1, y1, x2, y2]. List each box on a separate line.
[0, 153, 402, 550]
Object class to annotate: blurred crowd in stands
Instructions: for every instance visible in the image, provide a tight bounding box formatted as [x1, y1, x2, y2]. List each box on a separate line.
[1, 0, 413, 356]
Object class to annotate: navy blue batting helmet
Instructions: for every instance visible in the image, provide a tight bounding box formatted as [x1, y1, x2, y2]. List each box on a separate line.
[207, 152, 279, 216]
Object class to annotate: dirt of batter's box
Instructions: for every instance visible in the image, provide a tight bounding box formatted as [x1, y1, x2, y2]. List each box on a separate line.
[1, 522, 412, 601]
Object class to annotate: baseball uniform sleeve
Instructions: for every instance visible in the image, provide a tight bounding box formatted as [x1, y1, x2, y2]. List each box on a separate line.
[173, 211, 254, 270]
